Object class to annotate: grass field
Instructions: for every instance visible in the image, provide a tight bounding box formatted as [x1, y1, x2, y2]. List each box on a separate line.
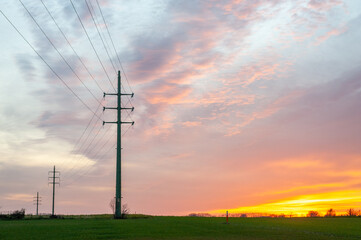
[1, 216, 361, 240]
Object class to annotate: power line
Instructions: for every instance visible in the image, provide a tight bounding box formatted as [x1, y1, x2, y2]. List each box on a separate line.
[62, 127, 118, 187]
[121, 83, 135, 123]
[19, 0, 104, 107]
[40, 0, 105, 93]
[122, 83, 134, 108]
[61, 77, 133, 185]
[0, 10, 103, 122]
[93, 0, 135, 122]
[62, 118, 116, 181]
[30, 79, 117, 196]
[95, 0, 135, 115]
[84, 0, 117, 75]
[122, 122, 134, 137]
[54, 101, 103, 172]
[87, 0, 113, 60]
[61, 121, 105, 178]
[59, 76, 117, 175]
[62, 140, 116, 187]
[70, 0, 116, 91]
[95, 0, 133, 93]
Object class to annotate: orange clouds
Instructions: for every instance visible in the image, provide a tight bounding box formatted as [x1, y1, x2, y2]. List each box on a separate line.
[4, 193, 33, 202]
[146, 87, 192, 105]
[223, 56, 293, 87]
[182, 121, 202, 127]
[269, 158, 327, 169]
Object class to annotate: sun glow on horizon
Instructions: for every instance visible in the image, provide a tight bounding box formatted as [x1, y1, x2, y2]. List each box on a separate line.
[210, 190, 361, 216]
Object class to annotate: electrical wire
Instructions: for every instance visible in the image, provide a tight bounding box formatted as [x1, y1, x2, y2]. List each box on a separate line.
[84, 0, 117, 75]
[61, 120, 104, 178]
[94, 0, 135, 112]
[0, 10, 103, 122]
[40, 0, 105, 94]
[61, 141, 116, 187]
[62, 117, 116, 180]
[62, 118, 134, 187]
[19, 0, 104, 107]
[59, 75, 117, 180]
[55, 105, 103, 173]
[70, 0, 116, 91]
[95, 0, 133, 93]
[3, 1, 135, 193]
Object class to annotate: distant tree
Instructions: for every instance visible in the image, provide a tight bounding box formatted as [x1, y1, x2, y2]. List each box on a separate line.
[346, 208, 359, 217]
[0, 209, 25, 220]
[109, 198, 115, 214]
[307, 211, 320, 217]
[11, 209, 25, 219]
[188, 213, 212, 217]
[325, 208, 336, 217]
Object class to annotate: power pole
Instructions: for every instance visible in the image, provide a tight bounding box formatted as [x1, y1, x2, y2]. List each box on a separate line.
[48, 165, 60, 217]
[103, 70, 134, 219]
[33, 192, 41, 215]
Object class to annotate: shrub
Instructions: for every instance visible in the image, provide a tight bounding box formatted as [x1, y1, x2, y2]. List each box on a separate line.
[307, 211, 320, 217]
[11, 209, 25, 219]
[188, 213, 212, 217]
[0, 209, 25, 220]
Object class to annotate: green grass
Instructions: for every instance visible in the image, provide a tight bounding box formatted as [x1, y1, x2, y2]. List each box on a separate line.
[1, 216, 361, 240]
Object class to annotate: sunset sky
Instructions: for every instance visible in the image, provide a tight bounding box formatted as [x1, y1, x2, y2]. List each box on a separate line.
[0, 0, 361, 216]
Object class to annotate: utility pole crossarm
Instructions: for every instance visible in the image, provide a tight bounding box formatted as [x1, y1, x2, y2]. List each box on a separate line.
[103, 92, 117, 97]
[103, 107, 117, 110]
[103, 121, 117, 125]
[121, 93, 134, 97]
[121, 121, 134, 125]
[121, 107, 134, 111]
[103, 107, 134, 111]
[103, 121, 134, 125]
[103, 93, 134, 97]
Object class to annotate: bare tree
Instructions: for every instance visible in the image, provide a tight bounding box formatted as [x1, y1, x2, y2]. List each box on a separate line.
[346, 208, 359, 217]
[307, 211, 320, 217]
[110, 199, 130, 218]
[109, 198, 115, 214]
[325, 208, 336, 217]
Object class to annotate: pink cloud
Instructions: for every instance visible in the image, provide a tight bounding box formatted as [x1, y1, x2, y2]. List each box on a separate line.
[182, 121, 202, 127]
[147, 87, 192, 105]
[308, 0, 343, 11]
[316, 26, 348, 44]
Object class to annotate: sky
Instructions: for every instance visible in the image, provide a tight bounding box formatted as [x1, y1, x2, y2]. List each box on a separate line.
[0, 0, 361, 216]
